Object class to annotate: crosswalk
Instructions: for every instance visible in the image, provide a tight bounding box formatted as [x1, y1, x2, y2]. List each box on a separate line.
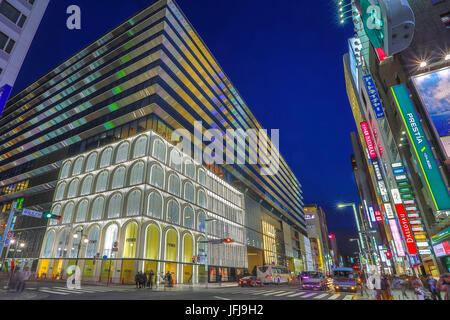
[25, 285, 134, 296]
[213, 288, 356, 300]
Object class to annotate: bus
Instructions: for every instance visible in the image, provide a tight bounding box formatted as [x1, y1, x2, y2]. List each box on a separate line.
[332, 267, 360, 292]
[256, 265, 291, 284]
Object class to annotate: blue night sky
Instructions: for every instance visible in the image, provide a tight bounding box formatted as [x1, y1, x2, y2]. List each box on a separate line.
[13, 0, 360, 257]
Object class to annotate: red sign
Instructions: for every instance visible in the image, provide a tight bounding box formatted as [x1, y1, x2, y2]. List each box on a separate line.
[374, 210, 383, 222]
[361, 122, 377, 158]
[395, 203, 418, 254]
[433, 241, 450, 257]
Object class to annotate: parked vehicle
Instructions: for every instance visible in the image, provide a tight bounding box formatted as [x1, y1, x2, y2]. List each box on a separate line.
[257, 265, 290, 284]
[300, 271, 333, 291]
[332, 267, 359, 293]
[239, 276, 263, 287]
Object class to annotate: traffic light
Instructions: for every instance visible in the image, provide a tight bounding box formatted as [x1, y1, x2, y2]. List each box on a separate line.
[385, 250, 392, 259]
[197, 256, 200, 263]
[223, 238, 233, 244]
[43, 212, 62, 220]
[192, 257, 195, 263]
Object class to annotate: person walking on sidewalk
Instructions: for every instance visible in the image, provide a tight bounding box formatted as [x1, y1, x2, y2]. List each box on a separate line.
[437, 273, 450, 300]
[425, 274, 441, 300]
[135, 272, 141, 289]
[141, 272, 147, 288]
[147, 270, 154, 289]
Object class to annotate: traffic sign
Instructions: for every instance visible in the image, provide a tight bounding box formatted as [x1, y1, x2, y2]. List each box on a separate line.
[7, 232, 12, 238]
[21, 208, 43, 219]
[102, 255, 108, 260]
[5, 239, 10, 245]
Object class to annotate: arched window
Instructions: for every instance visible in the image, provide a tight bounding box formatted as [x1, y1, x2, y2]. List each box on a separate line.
[183, 234, 193, 263]
[100, 147, 112, 168]
[55, 182, 66, 201]
[198, 169, 206, 186]
[150, 164, 164, 188]
[70, 228, 83, 258]
[91, 197, 104, 221]
[115, 142, 129, 163]
[133, 136, 148, 158]
[168, 174, 180, 196]
[184, 182, 195, 203]
[95, 171, 108, 192]
[102, 224, 118, 257]
[197, 211, 206, 232]
[165, 229, 177, 261]
[166, 200, 180, 225]
[61, 162, 71, 179]
[130, 162, 144, 185]
[56, 229, 70, 258]
[80, 175, 93, 195]
[198, 189, 207, 208]
[183, 206, 194, 229]
[144, 225, 159, 259]
[86, 153, 97, 172]
[147, 192, 162, 219]
[152, 139, 166, 162]
[42, 230, 55, 258]
[108, 193, 122, 218]
[62, 202, 74, 224]
[72, 157, 84, 176]
[126, 189, 141, 217]
[112, 167, 125, 189]
[75, 199, 88, 222]
[123, 223, 138, 258]
[184, 160, 195, 179]
[49, 204, 61, 226]
[169, 149, 182, 172]
[85, 226, 99, 258]
[67, 179, 79, 198]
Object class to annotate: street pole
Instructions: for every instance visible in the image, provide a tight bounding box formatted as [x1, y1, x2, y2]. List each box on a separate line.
[204, 218, 217, 283]
[0, 203, 17, 270]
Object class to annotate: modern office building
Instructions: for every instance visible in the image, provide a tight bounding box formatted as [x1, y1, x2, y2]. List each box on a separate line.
[0, 0, 305, 281]
[0, 0, 49, 116]
[340, 0, 450, 276]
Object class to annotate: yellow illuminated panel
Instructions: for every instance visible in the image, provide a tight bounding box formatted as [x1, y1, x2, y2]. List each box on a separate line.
[262, 220, 277, 265]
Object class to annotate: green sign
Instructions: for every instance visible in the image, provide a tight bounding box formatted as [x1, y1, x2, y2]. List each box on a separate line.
[360, 0, 384, 49]
[431, 227, 450, 244]
[391, 85, 450, 211]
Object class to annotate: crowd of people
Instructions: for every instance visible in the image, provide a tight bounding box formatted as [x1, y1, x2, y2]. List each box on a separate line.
[363, 272, 450, 300]
[134, 270, 176, 289]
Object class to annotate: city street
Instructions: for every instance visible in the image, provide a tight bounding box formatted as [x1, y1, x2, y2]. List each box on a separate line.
[0, 282, 364, 300]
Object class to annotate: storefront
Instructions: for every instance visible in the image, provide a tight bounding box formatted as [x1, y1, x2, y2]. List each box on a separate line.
[432, 227, 450, 273]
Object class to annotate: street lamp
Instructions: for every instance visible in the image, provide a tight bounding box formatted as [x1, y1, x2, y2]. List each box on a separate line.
[337, 203, 366, 251]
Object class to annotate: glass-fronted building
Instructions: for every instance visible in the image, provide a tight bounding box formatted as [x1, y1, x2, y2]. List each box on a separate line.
[0, 0, 305, 279]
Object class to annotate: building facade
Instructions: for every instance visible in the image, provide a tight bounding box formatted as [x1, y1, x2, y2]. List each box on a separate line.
[38, 131, 247, 284]
[0, 0, 305, 279]
[0, 0, 48, 116]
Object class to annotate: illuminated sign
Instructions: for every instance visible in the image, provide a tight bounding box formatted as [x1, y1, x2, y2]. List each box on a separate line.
[412, 67, 450, 159]
[378, 245, 387, 263]
[395, 175, 407, 181]
[389, 219, 405, 257]
[391, 84, 450, 211]
[419, 249, 432, 255]
[409, 220, 422, 225]
[391, 189, 402, 204]
[405, 206, 417, 212]
[392, 162, 403, 168]
[378, 181, 388, 196]
[373, 161, 383, 180]
[416, 241, 429, 248]
[305, 214, 315, 220]
[361, 122, 377, 158]
[431, 227, 450, 244]
[407, 213, 420, 219]
[433, 241, 450, 257]
[397, 181, 409, 187]
[384, 203, 395, 219]
[368, 206, 377, 223]
[403, 199, 415, 205]
[394, 199, 418, 254]
[375, 210, 383, 222]
[412, 226, 424, 232]
[393, 168, 405, 174]
[363, 75, 385, 118]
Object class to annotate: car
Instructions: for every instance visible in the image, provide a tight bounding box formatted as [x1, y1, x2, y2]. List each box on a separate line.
[332, 268, 359, 293]
[300, 271, 333, 291]
[239, 276, 263, 287]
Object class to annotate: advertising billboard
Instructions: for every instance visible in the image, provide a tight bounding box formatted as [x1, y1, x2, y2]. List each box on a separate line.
[389, 219, 405, 257]
[433, 241, 450, 258]
[361, 122, 377, 158]
[391, 188, 418, 255]
[363, 75, 385, 118]
[391, 85, 450, 212]
[412, 67, 450, 159]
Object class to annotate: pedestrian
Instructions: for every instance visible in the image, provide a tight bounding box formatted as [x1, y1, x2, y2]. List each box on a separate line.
[135, 271, 141, 289]
[141, 271, 147, 288]
[164, 271, 171, 288]
[411, 276, 425, 300]
[436, 273, 450, 300]
[425, 274, 441, 300]
[381, 276, 392, 300]
[147, 270, 154, 289]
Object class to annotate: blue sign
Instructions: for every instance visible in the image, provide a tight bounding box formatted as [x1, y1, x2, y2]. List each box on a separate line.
[5, 239, 10, 245]
[393, 168, 405, 174]
[21, 208, 43, 219]
[363, 75, 385, 118]
[102, 255, 107, 260]
[0, 84, 12, 119]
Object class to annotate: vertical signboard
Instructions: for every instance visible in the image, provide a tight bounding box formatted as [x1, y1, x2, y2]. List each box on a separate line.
[363, 75, 385, 118]
[391, 84, 450, 212]
[389, 219, 406, 257]
[361, 122, 377, 158]
[391, 188, 418, 254]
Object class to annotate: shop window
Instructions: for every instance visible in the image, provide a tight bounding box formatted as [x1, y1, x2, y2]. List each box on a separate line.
[85, 226, 99, 258]
[123, 223, 138, 258]
[144, 225, 159, 259]
[56, 229, 70, 258]
[102, 224, 118, 257]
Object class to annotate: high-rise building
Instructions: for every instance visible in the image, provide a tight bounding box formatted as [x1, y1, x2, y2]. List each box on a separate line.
[0, 0, 305, 282]
[340, 0, 450, 276]
[0, 0, 49, 117]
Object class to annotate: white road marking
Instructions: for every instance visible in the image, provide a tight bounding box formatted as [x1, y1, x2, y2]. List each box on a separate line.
[214, 296, 231, 300]
[263, 290, 286, 296]
[274, 291, 292, 297]
[252, 290, 275, 295]
[287, 292, 306, 297]
[313, 293, 329, 299]
[38, 288, 70, 295]
[301, 292, 317, 298]
[343, 295, 354, 300]
[328, 294, 341, 300]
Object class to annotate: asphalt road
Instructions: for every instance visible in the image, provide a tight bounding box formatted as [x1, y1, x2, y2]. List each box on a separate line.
[0, 281, 368, 300]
